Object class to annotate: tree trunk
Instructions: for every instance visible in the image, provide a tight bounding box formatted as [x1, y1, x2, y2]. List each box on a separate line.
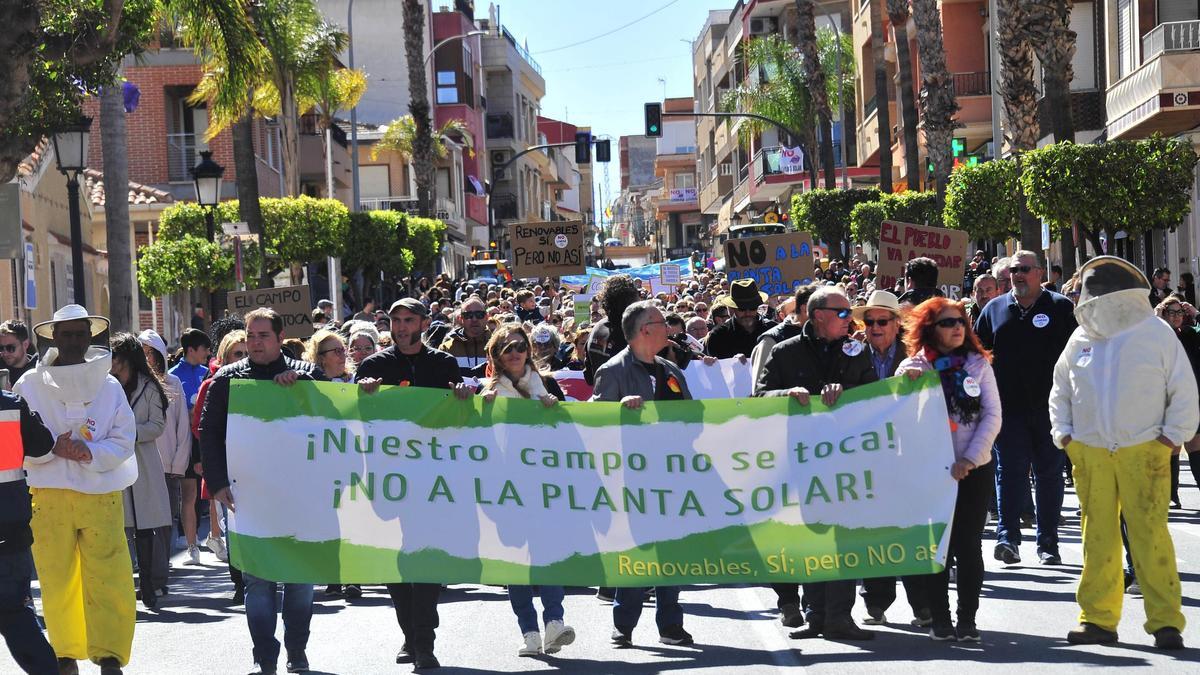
[232, 105, 269, 289]
[403, 0, 434, 218]
[886, 0, 921, 190]
[794, 0, 837, 189]
[911, 0, 961, 207]
[996, 0, 1043, 253]
[871, 0, 894, 193]
[100, 82, 132, 332]
[278, 75, 301, 197]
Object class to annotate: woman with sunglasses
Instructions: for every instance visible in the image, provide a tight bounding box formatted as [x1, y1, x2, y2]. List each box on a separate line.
[304, 330, 352, 383]
[1155, 296, 1200, 509]
[479, 324, 576, 657]
[898, 298, 1001, 643]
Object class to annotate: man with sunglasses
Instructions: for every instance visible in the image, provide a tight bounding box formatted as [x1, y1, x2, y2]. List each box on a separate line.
[0, 321, 37, 388]
[705, 279, 776, 360]
[756, 287, 878, 641]
[750, 284, 817, 405]
[852, 291, 933, 627]
[976, 250, 1077, 567]
[438, 297, 491, 380]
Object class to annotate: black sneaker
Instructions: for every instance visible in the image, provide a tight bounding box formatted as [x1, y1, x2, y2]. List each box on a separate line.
[343, 584, 362, 599]
[1038, 550, 1062, 565]
[57, 658, 78, 675]
[789, 625, 824, 639]
[98, 657, 123, 675]
[247, 665, 276, 675]
[285, 650, 309, 673]
[1067, 622, 1118, 645]
[1154, 627, 1184, 650]
[930, 620, 956, 641]
[596, 588, 615, 603]
[396, 642, 412, 663]
[412, 651, 440, 670]
[823, 618, 874, 641]
[957, 622, 981, 642]
[611, 627, 633, 647]
[780, 602, 805, 628]
[659, 625, 694, 645]
[993, 542, 1021, 565]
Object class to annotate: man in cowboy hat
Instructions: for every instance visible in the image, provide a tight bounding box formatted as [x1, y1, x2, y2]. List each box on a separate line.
[852, 291, 932, 627]
[12, 305, 137, 675]
[705, 278, 776, 359]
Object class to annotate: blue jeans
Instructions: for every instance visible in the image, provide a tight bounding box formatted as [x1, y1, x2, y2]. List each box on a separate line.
[507, 585, 565, 635]
[0, 549, 56, 675]
[613, 586, 683, 631]
[243, 572, 313, 667]
[994, 411, 1065, 554]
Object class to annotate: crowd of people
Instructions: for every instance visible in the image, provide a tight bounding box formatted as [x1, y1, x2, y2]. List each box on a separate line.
[0, 245, 1194, 674]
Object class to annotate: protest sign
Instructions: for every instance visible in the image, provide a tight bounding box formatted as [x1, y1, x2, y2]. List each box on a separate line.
[683, 358, 754, 399]
[508, 221, 585, 279]
[227, 284, 314, 338]
[875, 221, 970, 299]
[660, 263, 682, 286]
[226, 375, 956, 586]
[552, 369, 594, 401]
[723, 231, 816, 296]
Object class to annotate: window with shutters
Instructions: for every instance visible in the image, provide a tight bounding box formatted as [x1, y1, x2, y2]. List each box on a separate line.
[1117, 0, 1135, 79]
[1158, 0, 1200, 24]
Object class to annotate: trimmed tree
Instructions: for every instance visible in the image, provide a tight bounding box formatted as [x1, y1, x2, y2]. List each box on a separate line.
[791, 188, 881, 256]
[943, 159, 1021, 241]
[849, 191, 942, 245]
[137, 236, 235, 298]
[343, 210, 414, 305]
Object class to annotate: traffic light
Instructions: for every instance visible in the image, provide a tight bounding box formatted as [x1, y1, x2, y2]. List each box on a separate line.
[595, 139, 611, 162]
[644, 102, 662, 138]
[575, 131, 591, 164]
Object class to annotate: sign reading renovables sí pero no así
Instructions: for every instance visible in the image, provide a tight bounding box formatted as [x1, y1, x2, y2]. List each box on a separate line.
[224, 373, 957, 586]
[508, 221, 585, 279]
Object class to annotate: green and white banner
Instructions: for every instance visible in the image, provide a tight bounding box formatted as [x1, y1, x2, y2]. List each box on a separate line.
[226, 373, 957, 586]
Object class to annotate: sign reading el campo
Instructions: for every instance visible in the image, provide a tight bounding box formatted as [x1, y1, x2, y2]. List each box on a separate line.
[225, 374, 956, 586]
[227, 284, 314, 339]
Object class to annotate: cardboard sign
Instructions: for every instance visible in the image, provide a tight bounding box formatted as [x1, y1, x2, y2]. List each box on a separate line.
[660, 263, 681, 286]
[508, 221, 585, 279]
[227, 284, 314, 339]
[876, 221, 970, 299]
[723, 231, 816, 296]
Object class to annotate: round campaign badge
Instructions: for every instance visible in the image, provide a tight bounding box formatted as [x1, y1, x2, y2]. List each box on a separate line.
[1032, 313, 1050, 328]
[1076, 346, 1093, 367]
[842, 340, 864, 357]
[962, 376, 982, 398]
[554, 233, 568, 248]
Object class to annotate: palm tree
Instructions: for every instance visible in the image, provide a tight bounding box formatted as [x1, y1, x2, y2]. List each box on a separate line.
[911, 0, 960, 206]
[794, 0, 837, 189]
[372, 116, 470, 163]
[885, 0, 921, 190]
[1023, 0, 1082, 268]
[721, 34, 818, 187]
[870, 0, 894, 192]
[100, 81, 132, 331]
[996, 0, 1043, 252]
[402, 0, 435, 219]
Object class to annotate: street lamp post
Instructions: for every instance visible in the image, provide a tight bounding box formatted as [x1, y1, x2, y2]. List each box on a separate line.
[424, 30, 489, 65]
[52, 117, 92, 305]
[192, 150, 225, 317]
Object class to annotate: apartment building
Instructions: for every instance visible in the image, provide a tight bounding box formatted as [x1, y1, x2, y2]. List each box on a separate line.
[613, 135, 658, 247]
[479, 8, 549, 257]
[652, 97, 704, 260]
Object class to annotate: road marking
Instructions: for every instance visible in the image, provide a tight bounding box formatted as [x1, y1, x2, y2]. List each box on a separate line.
[734, 585, 806, 672]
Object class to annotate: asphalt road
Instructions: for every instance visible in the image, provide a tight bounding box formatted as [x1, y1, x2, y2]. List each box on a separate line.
[7, 465, 1200, 674]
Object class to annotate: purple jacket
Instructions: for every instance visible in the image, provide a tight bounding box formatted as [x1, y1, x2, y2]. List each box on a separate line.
[898, 351, 1001, 468]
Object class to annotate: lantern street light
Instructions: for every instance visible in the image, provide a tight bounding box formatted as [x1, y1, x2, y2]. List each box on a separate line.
[52, 116, 92, 305]
[191, 150, 226, 319]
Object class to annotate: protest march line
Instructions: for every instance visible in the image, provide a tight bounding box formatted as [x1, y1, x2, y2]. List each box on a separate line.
[225, 373, 957, 587]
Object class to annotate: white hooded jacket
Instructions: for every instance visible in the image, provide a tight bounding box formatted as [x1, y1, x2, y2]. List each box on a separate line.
[1049, 256, 1199, 450]
[13, 346, 138, 493]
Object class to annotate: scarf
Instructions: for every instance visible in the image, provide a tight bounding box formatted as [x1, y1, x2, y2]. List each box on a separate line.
[925, 347, 981, 425]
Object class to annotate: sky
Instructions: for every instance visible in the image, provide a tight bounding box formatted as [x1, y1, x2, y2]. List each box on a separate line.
[489, 0, 729, 219]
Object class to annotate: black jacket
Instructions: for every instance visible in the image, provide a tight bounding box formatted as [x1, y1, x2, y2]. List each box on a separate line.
[755, 321, 878, 397]
[705, 316, 777, 359]
[7, 353, 38, 386]
[353, 344, 462, 389]
[975, 289, 1075, 415]
[0, 391, 56, 552]
[199, 354, 323, 494]
[757, 320, 804, 347]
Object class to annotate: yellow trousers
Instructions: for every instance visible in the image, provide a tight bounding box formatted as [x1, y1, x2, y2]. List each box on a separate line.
[30, 488, 135, 665]
[1067, 440, 1184, 634]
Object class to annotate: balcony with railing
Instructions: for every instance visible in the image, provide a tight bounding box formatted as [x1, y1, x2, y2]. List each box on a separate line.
[486, 112, 514, 139]
[360, 196, 419, 213]
[490, 193, 519, 221]
[166, 133, 199, 182]
[950, 71, 991, 97]
[502, 27, 542, 76]
[1108, 20, 1200, 139]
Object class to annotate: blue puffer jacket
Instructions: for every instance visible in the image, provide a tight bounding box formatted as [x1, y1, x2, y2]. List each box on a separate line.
[0, 390, 55, 552]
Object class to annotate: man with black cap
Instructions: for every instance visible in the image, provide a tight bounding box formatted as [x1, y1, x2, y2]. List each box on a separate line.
[705, 279, 776, 359]
[354, 297, 469, 670]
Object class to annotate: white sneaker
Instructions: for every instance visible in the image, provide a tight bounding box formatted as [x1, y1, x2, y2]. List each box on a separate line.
[186, 545, 201, 565]
[543, 620, 575, 654]
[206, 536, 228, 562]
[518, 631, 541, 657]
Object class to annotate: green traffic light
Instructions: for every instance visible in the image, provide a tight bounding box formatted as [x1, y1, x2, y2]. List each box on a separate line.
[650, 125, 658, 133]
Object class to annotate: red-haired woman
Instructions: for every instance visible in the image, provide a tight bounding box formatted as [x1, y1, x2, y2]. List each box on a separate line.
[898, 298, 1002, 643]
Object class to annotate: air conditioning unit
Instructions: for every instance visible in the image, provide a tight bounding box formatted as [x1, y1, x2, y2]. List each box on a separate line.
[749, 17, 778, 36]
[491, 150, 510, 180]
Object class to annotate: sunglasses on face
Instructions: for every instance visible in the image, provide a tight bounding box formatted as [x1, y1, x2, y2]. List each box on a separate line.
[0, 344, 19, 353]
[461, 311, 486, 320]
[935, 317, 968, 328]
[231, 350, 248, 359]
[501, 341, 529, 355]
[814, 307, 852, 319]
[863, 318, 893, 327]
[1008, 264, 1036, 275]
